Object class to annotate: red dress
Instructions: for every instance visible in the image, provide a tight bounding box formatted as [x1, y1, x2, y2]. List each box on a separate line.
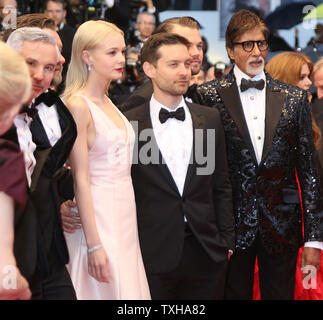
[0, 139, 27, 208]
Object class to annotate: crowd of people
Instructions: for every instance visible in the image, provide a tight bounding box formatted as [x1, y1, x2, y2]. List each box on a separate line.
[0, 0, 323, 301]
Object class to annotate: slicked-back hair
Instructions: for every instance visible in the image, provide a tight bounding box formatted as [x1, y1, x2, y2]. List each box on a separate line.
[141, 32, 190, 66]
[17, 13, 56, 30]
[153, 16, 201, 35]
[2, 13, 55, 42]
[225, 9, 269, 51]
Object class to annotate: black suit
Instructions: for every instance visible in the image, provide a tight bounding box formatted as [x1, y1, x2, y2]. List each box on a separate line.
[1, 126, 40, 280]
[194, 70, 323, 299]
[125, 101, 235, 299]
[27, 92, 77, 299]
[2, 91, 77, 299]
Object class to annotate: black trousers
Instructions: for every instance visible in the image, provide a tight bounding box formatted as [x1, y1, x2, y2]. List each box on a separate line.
[29, 245, 76, 300]
[224, 236, 299, 300]
[147, 235, 228, 300]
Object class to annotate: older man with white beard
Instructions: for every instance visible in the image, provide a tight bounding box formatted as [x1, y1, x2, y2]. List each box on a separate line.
[193, 9, 323, 300]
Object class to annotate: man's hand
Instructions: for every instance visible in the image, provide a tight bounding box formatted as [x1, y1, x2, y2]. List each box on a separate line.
[301, 247, 321, 279]
[60, 200, 81, 233]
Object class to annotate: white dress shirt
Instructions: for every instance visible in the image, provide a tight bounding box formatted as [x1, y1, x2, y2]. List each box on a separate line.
[150, 95, 193, 196]
[13, 114, 36, 187]
[234, 65, 266, 165]
[36, 102, 62, 146]
[234, 65, 323, 251]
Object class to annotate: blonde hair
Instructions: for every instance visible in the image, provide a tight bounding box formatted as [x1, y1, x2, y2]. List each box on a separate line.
[313, 57, 323, 74]
[0, 41, 31, 113]
[265, 52, 313, 86]
[62, 20, 123, 101]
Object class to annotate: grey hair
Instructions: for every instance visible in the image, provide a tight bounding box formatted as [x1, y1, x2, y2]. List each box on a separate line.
[6, 27, 60, 62]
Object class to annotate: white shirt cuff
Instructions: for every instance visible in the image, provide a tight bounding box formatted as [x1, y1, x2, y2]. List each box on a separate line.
[304, 241, 323, 250]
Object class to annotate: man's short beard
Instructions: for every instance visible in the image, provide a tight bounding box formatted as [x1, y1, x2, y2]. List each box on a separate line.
[245, 57, 265, 76]
[191, 63, 201, 76]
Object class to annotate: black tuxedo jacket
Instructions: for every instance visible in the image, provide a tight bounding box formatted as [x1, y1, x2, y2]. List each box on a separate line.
[0, 127, 49, 278]
[28, 94, 77, 275]
[125, 101, 235, 274]
[194, 70, 323, 255]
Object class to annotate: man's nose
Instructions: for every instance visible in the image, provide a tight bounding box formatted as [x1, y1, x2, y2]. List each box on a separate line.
[189, 45, 200, 58]
[33, 67, 44, 80]
[59, 53, 65, 65]
[179, 64, 190, 76]
[252, 43, 261, 55]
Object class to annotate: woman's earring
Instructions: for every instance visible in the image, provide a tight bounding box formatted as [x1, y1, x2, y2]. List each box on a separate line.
[87, 64, 92, 71]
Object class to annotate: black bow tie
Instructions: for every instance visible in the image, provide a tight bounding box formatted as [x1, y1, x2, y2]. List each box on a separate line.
[20, 89, 57, 119]
[240, 78, 265, 92]
[159, 107, 185, 124]
[20, 103, 38, 119]
[34, 89, 57, 107]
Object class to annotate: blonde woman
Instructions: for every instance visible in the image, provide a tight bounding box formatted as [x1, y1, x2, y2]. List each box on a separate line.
[62, 20, 150, 300]
[0, 41, 31, 300]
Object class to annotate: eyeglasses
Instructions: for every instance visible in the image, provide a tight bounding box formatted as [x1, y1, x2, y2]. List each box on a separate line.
[137, 22, 155, 26]
[233, 40, 268, 52]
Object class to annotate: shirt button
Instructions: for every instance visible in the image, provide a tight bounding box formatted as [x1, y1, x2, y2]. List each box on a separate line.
[257, 136, 261, 140]
[250, 96, 255, 101]
[253, 116, 258, 120]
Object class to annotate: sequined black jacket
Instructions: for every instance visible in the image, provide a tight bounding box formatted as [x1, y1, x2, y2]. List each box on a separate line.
[193, 71, 323, 254]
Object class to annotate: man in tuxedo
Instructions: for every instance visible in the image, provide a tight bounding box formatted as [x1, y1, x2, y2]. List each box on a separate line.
[120, 16, 204, 113]
[124, 33, 234, 299]
[60, 32, 234, 299]
[5, 27, 77, 299]
[193, 9, 323, 300]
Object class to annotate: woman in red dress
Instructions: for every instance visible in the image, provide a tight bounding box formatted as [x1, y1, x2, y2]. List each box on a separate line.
[0, 41, 32, 300]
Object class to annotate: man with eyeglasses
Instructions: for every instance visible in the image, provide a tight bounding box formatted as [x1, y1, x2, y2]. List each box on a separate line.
[130, 12, 156, 49]
[193, 9, 323, 300]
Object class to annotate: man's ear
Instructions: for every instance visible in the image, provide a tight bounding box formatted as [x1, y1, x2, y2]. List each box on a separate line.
[226, 47, 235, 61]
[143, 61, 155, 79]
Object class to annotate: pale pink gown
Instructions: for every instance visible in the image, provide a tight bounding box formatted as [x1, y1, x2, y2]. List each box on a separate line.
[64, 95, 151, 300]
